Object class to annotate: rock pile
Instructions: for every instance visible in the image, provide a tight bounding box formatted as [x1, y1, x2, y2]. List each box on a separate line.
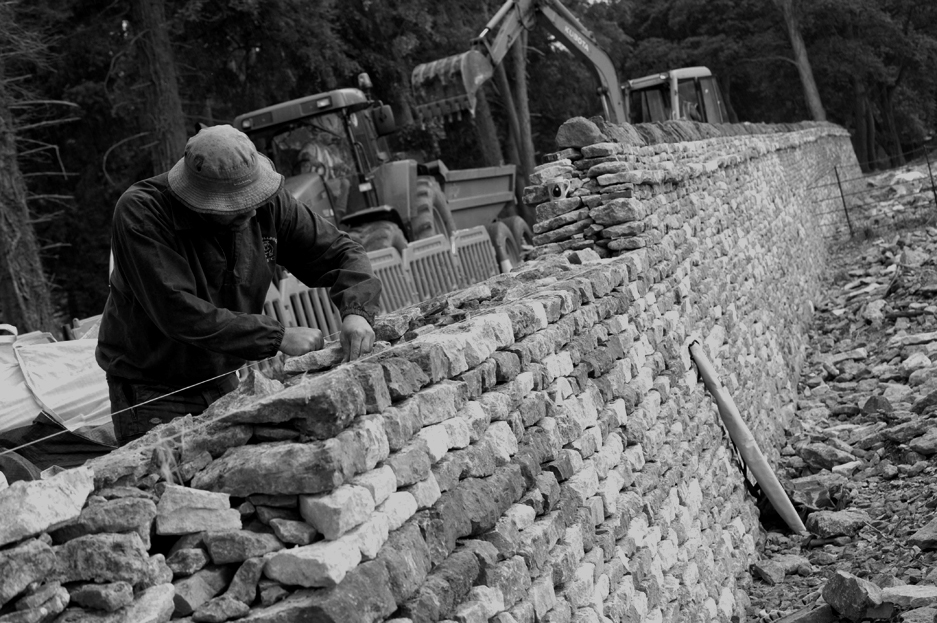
[747, 226, 937, 622]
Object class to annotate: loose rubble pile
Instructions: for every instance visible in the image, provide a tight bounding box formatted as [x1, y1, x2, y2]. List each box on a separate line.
[748, 226, 937, 623]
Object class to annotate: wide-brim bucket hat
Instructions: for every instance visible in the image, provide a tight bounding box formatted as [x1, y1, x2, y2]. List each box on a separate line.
[168, 124, 283, 214]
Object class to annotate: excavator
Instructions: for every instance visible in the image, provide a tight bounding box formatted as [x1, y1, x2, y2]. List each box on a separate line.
[410, 0, 727, 126]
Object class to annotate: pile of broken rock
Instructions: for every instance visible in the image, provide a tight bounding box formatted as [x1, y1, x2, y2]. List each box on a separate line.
[748, 226, 937, 623]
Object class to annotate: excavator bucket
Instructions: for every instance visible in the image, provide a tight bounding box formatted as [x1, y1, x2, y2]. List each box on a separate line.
[411, 50, 494, 122]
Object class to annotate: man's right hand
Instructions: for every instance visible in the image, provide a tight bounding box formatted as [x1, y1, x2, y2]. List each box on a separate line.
[278, 327, 324, 356]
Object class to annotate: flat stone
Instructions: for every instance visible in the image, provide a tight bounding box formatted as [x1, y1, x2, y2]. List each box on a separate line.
[173, 566, 235, 616]
[899, 607, 937, 623]
[0, 539, 56, 607]
[155, 485, 240, 536]
[264, 539, 361, 588]
[51, 497, 157, 544]
[806, 510, 871, 538]
[0, 466, 93, 547]
[55, 583, 175, 623]
[269, 518, 318, 545]
[225, 369, 365, 439]
[191, 439, 350, 497]
[204, 530, 284, 564]
[908, 517, 937, 550]
[69, 582, 134, 612]
[225, 557, 266, 604]
[822, 569, 883, 622]
[299, 485, 374, 540]
[556, 117, 607, 149]
[50, 533, 150, 585]
[283, 343, 344, 373]
[352, 465, 397, 506]
[11, 583, 69, 622]
[882, 585, 937, 608]
[909, 429, 937, 455]
[192, 595, 250, 623]
[167, 548, 210, 577]
[797, 442, 855, 470]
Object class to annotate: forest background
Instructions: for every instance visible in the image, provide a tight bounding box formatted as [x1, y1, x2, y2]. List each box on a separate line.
[2, 0, 936, 333]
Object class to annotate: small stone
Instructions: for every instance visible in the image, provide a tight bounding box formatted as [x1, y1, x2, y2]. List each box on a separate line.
[156, 485, 240, 536]
[269, 518, 318, 545]
[192, 595, 250, 623]
[805, 510, 871, 538]
[909, 518, 937, 550]
[299, 485, 375, 540]
[204, 530, 284, 565]
[69, 581, 134, 612]
[225, 557, 266, 605]
[173, 566, 235, 616]
[50, 533, 150, 585]
[264, 539, 362, 588]
[167, 548, 210, 577]
[882, 585, 937, 608]
[822, 569, 883, 622]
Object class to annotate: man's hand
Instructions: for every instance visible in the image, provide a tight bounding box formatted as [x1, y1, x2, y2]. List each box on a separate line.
[341, 314, 375, 362]
[279, 327, 324, 356]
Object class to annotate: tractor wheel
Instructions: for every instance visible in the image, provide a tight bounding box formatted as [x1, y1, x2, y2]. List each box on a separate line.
[485, 221, 521, 273]
[0, 449, 41, 484]
[411, 177, 455, 241]
[348, 220, 408, 254]
[501, 215, 533, 253]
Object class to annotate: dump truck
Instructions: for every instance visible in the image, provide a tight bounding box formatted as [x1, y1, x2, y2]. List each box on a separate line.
[409, 0, 726, 126]
[232, 76, 533, 269]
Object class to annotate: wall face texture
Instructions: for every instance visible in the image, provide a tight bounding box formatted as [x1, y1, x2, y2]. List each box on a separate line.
[0, 120, 861, 623]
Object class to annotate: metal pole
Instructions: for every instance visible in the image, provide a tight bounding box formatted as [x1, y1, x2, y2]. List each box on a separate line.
[834, 165, 854, 237]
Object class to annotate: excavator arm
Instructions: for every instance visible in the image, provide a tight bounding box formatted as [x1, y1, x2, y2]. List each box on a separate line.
[411, 0, 626, 124]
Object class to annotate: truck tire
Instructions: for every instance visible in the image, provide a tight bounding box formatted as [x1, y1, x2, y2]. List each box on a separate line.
[485, 221, 521, 273]
[348, 220, 408, 254]
[501, 215, 533, 251]
[412, 177, 455, 240]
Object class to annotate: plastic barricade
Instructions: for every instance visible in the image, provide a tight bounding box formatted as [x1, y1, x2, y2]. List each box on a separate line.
[403, 234, 462, 301]
[263, 282, 295, 327]
[280, 276, 343, 339]
[366, 247, 418, 313]
[452, 226, 499, 285]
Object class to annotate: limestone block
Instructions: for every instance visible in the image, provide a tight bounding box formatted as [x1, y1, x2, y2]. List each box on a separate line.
[69, 581, 134, 612]
[417, 424, 451, 463]
[407, 473, 442, 510]
[382, 401, 423, 451]
[224, 368, 365, 438]
[340, 512, 391, 559]
[51, 533, 150, 585]
[377, 492, 418, 531]
[484, 421, 519, 465]
[224, 557, 266, 604]
[300, 484, 375, 540]
[0, 538, 56, 607]
[529, 574, 557, 620]
[350, 361, 394, 414]
[166, 548, 210, 577]
[352, 465, 397, 506]
[442, 416, 472, 449]
[269, 518, 318, 546]
[193, 595, 250, 622]
[191, 438, 349, 497]
[413, 381, 468, 426]
[52, 497, 157, 544]
[58, 583, 175, 623]
[264, 539, 362, 588]
[336, 414, 390, 474]
[0, 466, 93, 547]
[503, 504, 536, 531]
[204, 530, 284, 564]
[173, 565, 235, 616]
[156, 485, 240, 535]
[457, 402, 490, 442]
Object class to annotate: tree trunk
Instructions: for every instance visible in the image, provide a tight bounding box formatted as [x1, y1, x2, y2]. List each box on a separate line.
[472, 85, 504, 167]
[0, 61, 57, 333]
[775, 0, 826, 121]
[879, 86, 905, 168]
[511, 32, 535, 225]
[853, 79, 869, 172]
[130, 0, 188, 173]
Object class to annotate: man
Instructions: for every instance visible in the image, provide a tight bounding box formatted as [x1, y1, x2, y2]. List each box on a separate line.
[97, 124, 382, 445]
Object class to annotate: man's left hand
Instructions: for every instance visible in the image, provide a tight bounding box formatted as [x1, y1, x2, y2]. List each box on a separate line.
[341, 314, 375, 362]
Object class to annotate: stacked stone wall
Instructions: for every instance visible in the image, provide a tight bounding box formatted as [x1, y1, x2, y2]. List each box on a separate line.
[0, 120, 860, 623]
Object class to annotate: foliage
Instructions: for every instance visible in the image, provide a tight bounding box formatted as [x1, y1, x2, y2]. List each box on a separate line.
[2, 0, 936, 321]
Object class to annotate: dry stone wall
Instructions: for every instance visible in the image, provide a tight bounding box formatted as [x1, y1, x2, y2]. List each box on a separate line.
[0, 118, 859, 623]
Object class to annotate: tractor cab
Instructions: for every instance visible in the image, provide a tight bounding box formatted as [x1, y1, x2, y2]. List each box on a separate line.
[624, 66, 728, 125]
[233, 79, 399, 228]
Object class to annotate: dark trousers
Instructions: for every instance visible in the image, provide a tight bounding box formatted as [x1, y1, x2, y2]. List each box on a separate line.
[107, 374, 238, 446]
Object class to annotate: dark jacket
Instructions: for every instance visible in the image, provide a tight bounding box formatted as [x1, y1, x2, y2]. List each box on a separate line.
[96, 173, 381, 389]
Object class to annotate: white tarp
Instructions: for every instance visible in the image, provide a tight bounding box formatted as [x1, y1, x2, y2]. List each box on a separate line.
[0, 332, 110, 435]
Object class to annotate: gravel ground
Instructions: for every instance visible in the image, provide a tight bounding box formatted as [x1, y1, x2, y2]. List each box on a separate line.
[746, 220, 937, 623]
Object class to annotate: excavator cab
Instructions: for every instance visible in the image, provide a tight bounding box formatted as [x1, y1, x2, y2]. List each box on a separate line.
[624, 66, 728, 125]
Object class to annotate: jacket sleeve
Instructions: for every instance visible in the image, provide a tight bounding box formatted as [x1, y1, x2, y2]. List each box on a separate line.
[111, 191, 285, 360]
[273, 193, 383, 326]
